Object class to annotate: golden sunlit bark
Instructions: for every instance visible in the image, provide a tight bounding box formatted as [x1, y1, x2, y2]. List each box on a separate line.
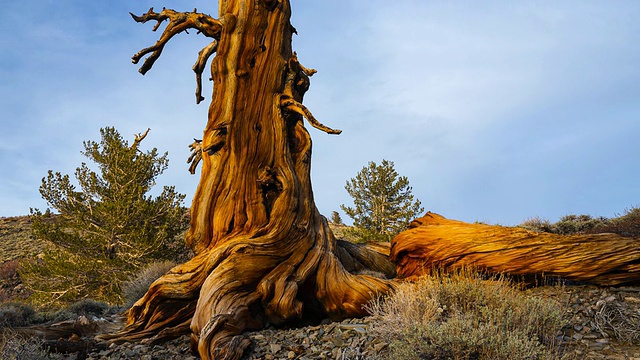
[101, 2, 393, 359]
[391, 212, 640, 286]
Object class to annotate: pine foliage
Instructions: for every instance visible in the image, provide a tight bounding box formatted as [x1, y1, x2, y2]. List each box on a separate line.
[341, 160, 423, 242]
[330, 211, 343, 225]
[22, 127, 189, 307]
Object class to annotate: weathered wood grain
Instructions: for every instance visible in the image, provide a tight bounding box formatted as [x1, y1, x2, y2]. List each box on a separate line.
[391, 212, 640, 286]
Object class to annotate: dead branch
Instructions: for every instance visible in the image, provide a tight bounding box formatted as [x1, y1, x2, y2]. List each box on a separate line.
[187, 139, 203, 174]
[280, 97, 341, 135]
[193, 40, 218, 104]
[131, 128, 150, 150]
[291, 52, 317, 77]
[131, 8, 222, 75]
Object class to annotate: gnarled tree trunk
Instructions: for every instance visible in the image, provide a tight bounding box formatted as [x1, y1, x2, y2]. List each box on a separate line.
[391, 212, 640, 286]
[102, 1, 393, 359]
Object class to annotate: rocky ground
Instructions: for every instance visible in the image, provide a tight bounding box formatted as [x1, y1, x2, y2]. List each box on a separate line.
[527, 284, 640, 360]
[82, 317, 384, 360]
[17, 285, 631, 360]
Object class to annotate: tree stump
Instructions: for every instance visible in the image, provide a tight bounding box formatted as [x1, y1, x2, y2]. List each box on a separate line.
[391, 212, 640, 286]
[101, 2, 393, 359]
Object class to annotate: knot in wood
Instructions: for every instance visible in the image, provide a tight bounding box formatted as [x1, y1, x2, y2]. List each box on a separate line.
[264, 0, 279, 11]
[257, 167, 281, 191]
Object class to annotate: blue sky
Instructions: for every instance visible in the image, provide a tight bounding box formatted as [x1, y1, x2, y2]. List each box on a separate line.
[1, 1, 639, 225]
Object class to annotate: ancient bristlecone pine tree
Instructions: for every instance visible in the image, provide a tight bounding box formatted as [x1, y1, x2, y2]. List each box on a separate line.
[104, 1, 393, 359]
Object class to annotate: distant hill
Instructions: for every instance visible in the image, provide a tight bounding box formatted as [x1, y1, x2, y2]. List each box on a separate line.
[0, 216, 56, 263]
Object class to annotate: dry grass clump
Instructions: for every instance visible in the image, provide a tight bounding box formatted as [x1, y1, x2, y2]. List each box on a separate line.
[518, 206, 640, 237]
[519, 215, 608, 235]
[0, 328, 63, 360]
[0, 302, 36, 328]
[367, 269, 566, 360]
[519, 216, 555, 233]
[122, 260, 176, 308]
[594, 207, 640, 237]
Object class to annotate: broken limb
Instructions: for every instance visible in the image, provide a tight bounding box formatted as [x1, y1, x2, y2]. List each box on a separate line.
[187, 139, 202, 175]
[131, 8, 222, 75]
[192, 40, 218, 104]
[280, 97, 342, 135]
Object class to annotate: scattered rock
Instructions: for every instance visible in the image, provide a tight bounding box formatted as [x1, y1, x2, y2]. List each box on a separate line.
[19, 284, 638, 360]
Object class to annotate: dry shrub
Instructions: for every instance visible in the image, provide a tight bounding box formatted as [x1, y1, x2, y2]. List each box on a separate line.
[367, 269, 566, 360]
[519, 215, 609, 235]
[594, 207, 640, 237]
[594, 300, 640, 344]
[553, 215, 608, 235]
[0, 302, 36, 329]
[0, 329, 60, 360]
[0, 260, 22, 302]
[0, 260, 20, 281]
[122, 260, 176, 308]
[519, 217, 554, 233]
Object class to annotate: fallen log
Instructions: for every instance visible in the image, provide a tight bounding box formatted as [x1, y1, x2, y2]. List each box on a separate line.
[390, 212, 640, 286]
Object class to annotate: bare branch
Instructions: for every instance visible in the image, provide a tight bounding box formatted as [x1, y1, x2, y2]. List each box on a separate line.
[291, 52, 317, 77]
[131, 7, 223, 75]
[187, 139, 203, 174]
[131, 128, 151, 150]
[192, 40, 219, 104]
[280, 97, 341, 135]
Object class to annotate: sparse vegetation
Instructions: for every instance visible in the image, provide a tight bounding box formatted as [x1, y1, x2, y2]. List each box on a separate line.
[0, 329, 57, 360]
[554, 215, 609, 235]
[520, 214, 608, 235]
[0, 302, 36, 329]
[0, 217, 54, 264]
[519, 207, 640, 237]
[122, 260, 176, 308]
[0, 299, 116, 331]
[594, 207, 640, 237]
[367, 269, 566, 360]
[519, 216, 555, 233]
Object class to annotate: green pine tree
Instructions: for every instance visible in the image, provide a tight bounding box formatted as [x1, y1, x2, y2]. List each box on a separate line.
[341, 160, 424, 242]
[330, 211, 343, 225]
[22, 127, 189, 307]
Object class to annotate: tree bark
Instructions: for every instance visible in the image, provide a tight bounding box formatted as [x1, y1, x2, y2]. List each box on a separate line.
[391, 212, 640, 286]
[102, 2, 392, 359]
